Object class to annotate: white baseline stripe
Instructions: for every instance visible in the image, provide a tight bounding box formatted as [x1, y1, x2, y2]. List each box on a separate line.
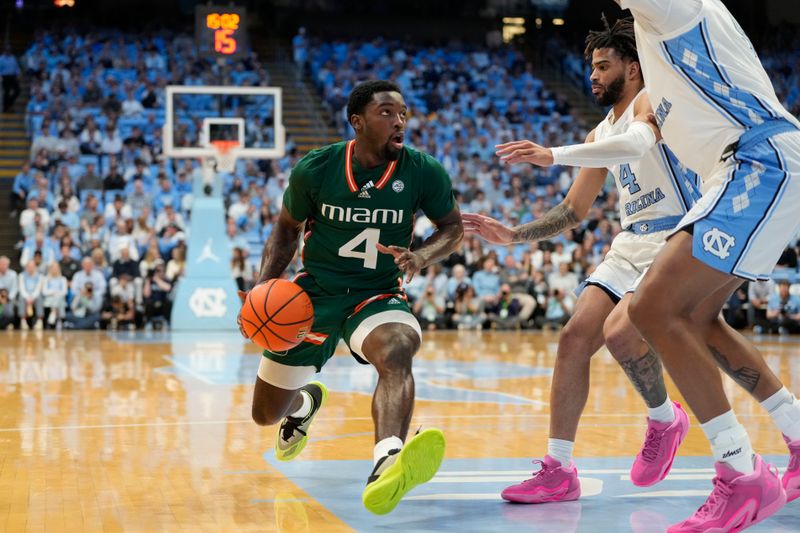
[619, 474, 714, 481]
[405, 493, 503, 501]
[616, 490, 712, 498]
[162, 356, 213, 384]
[439, 468, 715, 476]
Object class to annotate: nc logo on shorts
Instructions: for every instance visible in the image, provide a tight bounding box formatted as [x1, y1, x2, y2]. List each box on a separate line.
[639, 223, 649, 233]
[391, 180, 404, 193]
[702, 227, 736, 260]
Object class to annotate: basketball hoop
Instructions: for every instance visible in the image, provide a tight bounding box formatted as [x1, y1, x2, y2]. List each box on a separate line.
[210, 139, 240, 173]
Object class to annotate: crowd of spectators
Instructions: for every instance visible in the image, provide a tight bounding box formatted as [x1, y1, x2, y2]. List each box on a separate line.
[2, 29, 279, 330]
[1, 27, 799, 335]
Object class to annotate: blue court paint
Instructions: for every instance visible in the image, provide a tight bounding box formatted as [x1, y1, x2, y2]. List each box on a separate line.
[262, 454, 799, 532]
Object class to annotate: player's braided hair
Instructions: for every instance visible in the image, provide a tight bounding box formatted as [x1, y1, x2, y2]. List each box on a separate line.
[347, 80, 402, 121]
[584, 15, 638, 63]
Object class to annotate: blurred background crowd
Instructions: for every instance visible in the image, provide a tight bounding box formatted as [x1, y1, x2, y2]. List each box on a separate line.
[1, 13, 799, 335]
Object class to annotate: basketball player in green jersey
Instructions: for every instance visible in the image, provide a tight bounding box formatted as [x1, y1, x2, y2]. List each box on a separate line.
[239, 80, 463, 515]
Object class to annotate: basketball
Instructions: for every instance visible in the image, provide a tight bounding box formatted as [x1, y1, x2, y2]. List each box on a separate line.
[239, 279, 314, 352]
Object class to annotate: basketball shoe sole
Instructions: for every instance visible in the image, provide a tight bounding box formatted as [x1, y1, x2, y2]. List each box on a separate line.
[362, 428, 446, 515]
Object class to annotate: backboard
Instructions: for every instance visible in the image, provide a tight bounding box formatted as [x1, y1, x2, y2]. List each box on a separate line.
[163, 85, 286, 163]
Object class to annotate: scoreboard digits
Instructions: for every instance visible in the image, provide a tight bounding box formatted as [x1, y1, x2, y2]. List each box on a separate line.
[195, 5, 249, 59]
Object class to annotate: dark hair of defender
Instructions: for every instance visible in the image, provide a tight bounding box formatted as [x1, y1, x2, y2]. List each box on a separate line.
[584, 15, 638, 63]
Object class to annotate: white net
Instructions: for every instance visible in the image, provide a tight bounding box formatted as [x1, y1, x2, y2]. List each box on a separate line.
[211, 141, 240, 173]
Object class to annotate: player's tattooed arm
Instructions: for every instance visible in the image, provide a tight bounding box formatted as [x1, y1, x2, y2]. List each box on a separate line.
[511, 155, 607, 243]
[619, 348, 668, 408]
[511, 203, 580, 243]
[256, 207, 304, 283]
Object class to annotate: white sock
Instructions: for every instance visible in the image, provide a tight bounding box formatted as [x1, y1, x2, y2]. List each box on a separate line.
[374, 436, 403, 465]
[761, 387, 800, 442]
[547, 438, 574, 466]
[289, 390, 312, 419]
[701, 410, 754, 474]
[648, 397, 676, 424]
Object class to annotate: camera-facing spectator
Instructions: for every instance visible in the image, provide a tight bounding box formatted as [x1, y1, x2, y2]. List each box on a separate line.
[71, 256, 107, 301]
[472, 256, 501, 306]
[0, 255, 18, 304]
[17, 260, 44, 330]
[143, 263, 172, 328]
[76, 163, 102, 193]
[537, 287, 576, 331]
[0, 287, 13, 329]
[104, 273, 139, 330]
[66, 280, 103, 329]
[446, 263, 471, 301]
[413, 284, 447, 331]
[766, 279, 800, 334]
[748, 279, 773, 333]
[58, 244, 80, 281]
[165, 246, 186, 281]
[452, 283, 485, 330]
[41, 262, 68, 329]
[485, 283, 523, 330]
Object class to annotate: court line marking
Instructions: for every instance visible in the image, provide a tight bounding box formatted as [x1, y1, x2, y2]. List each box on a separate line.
[161, 356, 214, 384]
[616, 490, 712, 498]
[249, 498, 309, 503]
[0, 412, 778, 432]
[438, 468, 715, 475]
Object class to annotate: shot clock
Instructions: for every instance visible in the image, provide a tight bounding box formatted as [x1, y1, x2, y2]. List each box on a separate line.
[195, 5, 250, 59]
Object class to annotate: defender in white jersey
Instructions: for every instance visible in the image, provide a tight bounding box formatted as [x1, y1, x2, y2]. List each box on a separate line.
[463, 18, 700, 502]
[617, 0, 800, 531]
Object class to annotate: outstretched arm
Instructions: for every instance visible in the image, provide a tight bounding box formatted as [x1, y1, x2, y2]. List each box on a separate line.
[497, 94, 662, 169]
[462, 165, 608, 244]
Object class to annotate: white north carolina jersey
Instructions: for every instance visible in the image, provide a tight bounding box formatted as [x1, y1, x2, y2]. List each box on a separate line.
[594, 91, 699, 229]
[626, 0, 800, 179]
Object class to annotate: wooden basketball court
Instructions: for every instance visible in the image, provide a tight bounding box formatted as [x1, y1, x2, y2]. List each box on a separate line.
[1, 330, 798, 532]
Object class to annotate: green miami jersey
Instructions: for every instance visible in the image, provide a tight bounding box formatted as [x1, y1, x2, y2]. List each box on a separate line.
[282, 140, 456, 295]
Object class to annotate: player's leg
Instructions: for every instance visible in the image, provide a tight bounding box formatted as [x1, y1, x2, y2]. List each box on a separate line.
[344, 296, 443, 514]
[252, 355, 330, 462]
[358, 321, 419, 443]
[692, 282, 800, 502]
[630, 231, 786, 529]
[252, 276, 339, 461]
[501, 284, 614, 504]
[603, 293, 689, 487]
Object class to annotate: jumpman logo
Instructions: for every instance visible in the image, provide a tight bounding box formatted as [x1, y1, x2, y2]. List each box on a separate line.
[197, 238, 221, 263]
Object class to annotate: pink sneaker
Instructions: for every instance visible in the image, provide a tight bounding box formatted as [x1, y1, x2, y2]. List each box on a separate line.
[501, 455, 580, 503]
[667, 455, 786, 533]
[784, 435, 800, 502]
[631, 401, 690, 487]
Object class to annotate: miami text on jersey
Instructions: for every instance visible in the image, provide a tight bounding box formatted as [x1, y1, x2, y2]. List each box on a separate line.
[321, 203, 405, 224]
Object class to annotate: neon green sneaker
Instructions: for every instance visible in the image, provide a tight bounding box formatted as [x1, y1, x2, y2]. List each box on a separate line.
[362, 428, 446, 515]
[274, 381, 328, 461]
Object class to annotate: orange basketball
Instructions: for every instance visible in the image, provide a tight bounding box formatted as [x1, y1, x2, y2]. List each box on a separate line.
[239, 279, 314, 352]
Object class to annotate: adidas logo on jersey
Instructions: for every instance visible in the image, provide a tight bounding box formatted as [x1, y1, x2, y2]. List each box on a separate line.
[358, 180, 374, 199]
[387, 298, 403, 305]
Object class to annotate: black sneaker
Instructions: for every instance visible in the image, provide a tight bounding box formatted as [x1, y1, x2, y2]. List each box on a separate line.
[275, 381, 328, 461]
